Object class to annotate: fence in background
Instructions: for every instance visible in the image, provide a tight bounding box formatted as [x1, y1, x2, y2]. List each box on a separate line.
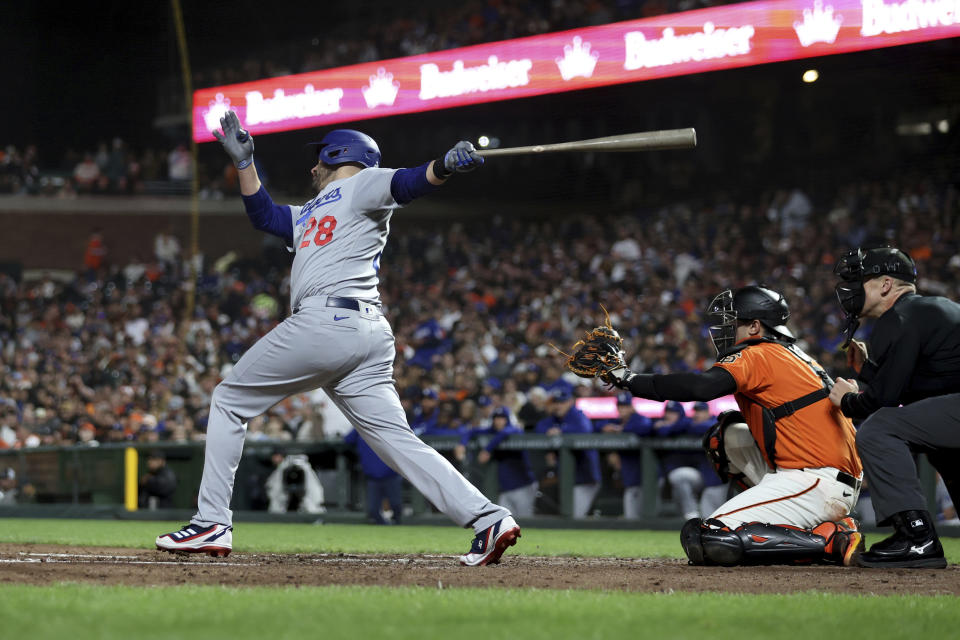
[0, 435, 943, 525]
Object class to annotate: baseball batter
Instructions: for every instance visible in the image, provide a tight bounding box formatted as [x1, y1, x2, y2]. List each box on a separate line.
[156, 111, 520, 566]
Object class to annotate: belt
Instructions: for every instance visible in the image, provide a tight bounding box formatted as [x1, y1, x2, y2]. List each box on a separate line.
[326, 296, 361, 311]
[294, 296, 377, 314]
[836, 471, 862, 491]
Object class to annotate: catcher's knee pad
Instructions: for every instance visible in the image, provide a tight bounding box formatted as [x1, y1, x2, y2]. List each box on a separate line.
[681, 518, 742, 566]
[681, 518, 707, 565]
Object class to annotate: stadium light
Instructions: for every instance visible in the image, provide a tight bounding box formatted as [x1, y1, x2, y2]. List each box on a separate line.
[478, 135, 491, 148]
[802, 69, 819, 83]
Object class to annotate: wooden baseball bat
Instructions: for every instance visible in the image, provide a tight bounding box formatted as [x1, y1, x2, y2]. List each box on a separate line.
[475, 127, 696, 157]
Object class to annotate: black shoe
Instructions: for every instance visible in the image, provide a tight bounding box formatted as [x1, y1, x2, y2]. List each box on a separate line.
[858, 510, 947, 569]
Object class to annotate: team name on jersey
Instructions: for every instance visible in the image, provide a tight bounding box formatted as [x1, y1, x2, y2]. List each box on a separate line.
[296, 187, 342, 226]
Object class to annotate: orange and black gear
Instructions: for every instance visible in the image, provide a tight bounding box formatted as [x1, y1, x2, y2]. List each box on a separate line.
[713, 339, 861, 477]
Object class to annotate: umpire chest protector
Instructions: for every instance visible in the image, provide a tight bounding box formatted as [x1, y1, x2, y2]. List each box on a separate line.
[718, 337, 834, 470]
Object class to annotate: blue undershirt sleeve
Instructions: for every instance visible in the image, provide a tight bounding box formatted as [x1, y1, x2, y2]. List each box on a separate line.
[390, 162, 439, 205]
[241, 186, 294, 246]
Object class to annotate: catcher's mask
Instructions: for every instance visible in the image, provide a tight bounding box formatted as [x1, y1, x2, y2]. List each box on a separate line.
[833, 247, 916, 347]
[707, 286, 792, 355]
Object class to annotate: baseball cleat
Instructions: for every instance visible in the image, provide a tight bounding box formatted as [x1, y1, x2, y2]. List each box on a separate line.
[856, 509, 947, 569]
[156, 523, 232, 557]
[836, 516, 864, 567]
[459, 515, 521, 566]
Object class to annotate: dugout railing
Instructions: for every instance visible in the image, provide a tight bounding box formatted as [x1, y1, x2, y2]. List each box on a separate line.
[0, 435, 944, 524]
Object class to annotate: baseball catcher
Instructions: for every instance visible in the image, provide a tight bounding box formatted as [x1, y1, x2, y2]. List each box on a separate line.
[565, 288, 865, 567]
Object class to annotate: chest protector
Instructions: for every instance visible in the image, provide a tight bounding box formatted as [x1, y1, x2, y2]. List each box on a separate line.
[719, 337, 834, 469]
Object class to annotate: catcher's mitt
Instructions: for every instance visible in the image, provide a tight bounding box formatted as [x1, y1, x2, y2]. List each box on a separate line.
[562, 311, 627, 380]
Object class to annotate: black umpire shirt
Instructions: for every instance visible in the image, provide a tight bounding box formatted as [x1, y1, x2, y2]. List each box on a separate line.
[841, 293, 960, 419]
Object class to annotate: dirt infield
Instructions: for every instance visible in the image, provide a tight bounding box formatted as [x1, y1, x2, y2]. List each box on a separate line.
[1, 544, 957, 595]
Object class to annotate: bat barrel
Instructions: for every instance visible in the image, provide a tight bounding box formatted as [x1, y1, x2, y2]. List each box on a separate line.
[477, 128, 696, 157]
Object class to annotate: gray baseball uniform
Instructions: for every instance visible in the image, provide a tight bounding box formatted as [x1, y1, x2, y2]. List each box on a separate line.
[192, 167, 510, 534]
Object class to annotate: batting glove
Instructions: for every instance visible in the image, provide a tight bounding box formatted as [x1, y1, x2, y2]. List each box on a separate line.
[443, 140, 484, 173]
[212, 111, 255, 169]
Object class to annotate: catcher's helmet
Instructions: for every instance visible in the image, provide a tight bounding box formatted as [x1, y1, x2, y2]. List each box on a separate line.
[309, 129, 381, 168]
[707, 286, 793, 355]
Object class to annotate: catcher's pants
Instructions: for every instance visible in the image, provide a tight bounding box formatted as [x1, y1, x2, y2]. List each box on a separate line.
[192, 296, 509, 534]
[709, 423, 860, 528]
[499, 482, 538, 518]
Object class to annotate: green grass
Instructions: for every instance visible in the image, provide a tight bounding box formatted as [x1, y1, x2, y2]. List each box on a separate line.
[0, 518, 685, 558]
[2, 519, 958, 639]
[3, 518, 960, 562]
[0, 584, 954, 640]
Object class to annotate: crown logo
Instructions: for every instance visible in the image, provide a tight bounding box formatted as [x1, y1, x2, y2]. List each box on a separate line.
[362, 67, 400, 108]
[203, 93, 231, 132]
[555, 36, 599, 81]
[793, 0, 843, 47]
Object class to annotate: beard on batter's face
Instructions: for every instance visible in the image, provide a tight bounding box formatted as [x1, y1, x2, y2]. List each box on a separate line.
[311, 162, 335, 192]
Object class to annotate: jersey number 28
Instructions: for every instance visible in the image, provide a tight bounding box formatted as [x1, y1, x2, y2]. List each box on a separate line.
[299, 215, 337, 249]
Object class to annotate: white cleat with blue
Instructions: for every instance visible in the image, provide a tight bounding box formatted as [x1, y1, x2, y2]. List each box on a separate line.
[156, 523, 233, 558]
[459, 515, 521, 566]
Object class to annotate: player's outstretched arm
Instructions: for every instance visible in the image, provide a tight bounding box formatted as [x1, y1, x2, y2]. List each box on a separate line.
[390, 140, 484, 204]
[212, 110, 260, 195]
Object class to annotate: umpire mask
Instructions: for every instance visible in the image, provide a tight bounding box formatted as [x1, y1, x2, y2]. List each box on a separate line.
[833, 247, 917, 347]
[707, 289, 737, 355]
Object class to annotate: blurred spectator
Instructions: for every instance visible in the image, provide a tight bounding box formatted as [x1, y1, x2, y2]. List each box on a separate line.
[686, 401, 727, 517]
[265, 452, 325, 514]
[73, 153, 101, 193]
[0, 467, 35, 505]
[345, 428, 403, 525]
[410, 388, 440, 436]
[936, 475, 959, 525]
[83, 229, 107, 273]
[536, 387, 600, 518]
[516, 385, 549, 430]
[154, 229, 181, 277]
[138, 451, 177, 509]
[599, 392, 652, 519]
[652, 401, 702, 520]
[167, 144, 192, 181]
[460, 406, 537, 517]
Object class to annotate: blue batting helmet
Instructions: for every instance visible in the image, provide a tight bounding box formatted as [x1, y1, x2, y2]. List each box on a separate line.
[309, 129, 381, 168]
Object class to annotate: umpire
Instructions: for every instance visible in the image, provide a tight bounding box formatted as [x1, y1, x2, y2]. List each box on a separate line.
[830, 247, 960, 568]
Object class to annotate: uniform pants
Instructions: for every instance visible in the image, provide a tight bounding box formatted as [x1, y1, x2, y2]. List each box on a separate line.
[710, 423, 860, 528]
[573, 484, 600, 519]
[623, 486, 643, 519]
[499, 482, 538, 518]
[192, 296, 509, 534]
[667, 467, 703, 520]
[366, 475, 403, 525]
[855, 393, 960, 525]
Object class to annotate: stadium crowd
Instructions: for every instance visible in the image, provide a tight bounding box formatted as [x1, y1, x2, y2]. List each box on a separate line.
[0, 170, 956, 518]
